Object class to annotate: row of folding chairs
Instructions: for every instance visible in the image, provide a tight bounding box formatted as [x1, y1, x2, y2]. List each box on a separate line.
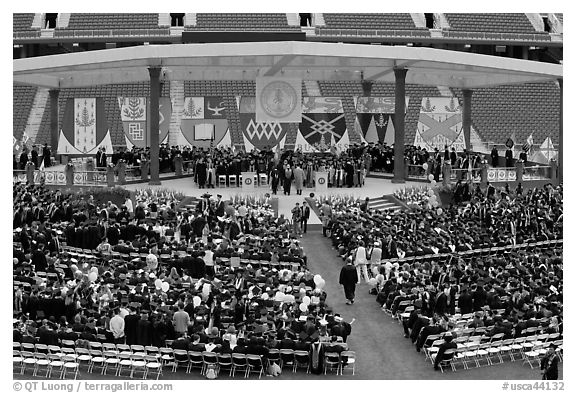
[217, 174, 269, 188]
[323, 351, 357, 375]
[15, 350, 80, 379]
[429, 337, 563, 373]
[378, 239, 562, 266]
[172, 351, 267, 378]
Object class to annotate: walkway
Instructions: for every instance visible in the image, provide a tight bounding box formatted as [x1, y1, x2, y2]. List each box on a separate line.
[299, 230, 562, 380]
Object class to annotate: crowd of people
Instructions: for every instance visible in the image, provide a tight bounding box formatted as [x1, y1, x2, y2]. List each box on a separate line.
[12, 182, 354, 376]
[325, 183, 562, 261]
[316, 182, 562, 374]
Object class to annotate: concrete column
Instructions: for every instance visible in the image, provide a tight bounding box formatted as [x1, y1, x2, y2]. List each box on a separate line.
[392, 67, 407, 183]
[148, 67, 162, 185]
[49, 89, 59, 160]
[462, 89, 473, 151]
[558, 79, 563, 184]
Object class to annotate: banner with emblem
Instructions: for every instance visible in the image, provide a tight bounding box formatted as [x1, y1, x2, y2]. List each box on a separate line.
[353, 96, 409, 145]
[413, 97, 466, 152]
[255, 77, 302, 123]
[295, 97, 347, 153]
[178, 96, 230, 149]
[118, 97, 171, 149]
[57, 98, 113, 155]
[238, 96, 288, 151]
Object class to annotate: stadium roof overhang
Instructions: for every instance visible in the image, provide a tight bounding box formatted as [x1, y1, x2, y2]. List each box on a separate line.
[13, 41, 562, 89]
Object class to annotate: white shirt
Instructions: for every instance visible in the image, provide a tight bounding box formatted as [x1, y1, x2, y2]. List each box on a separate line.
[203, 250, 214, 267]
[355, 246, 367, 265]
[124, 199, 133, 214]
[110, 314, 125, 339]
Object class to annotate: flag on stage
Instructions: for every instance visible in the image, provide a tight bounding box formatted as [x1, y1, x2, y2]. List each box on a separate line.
[505, 132, 516, 149]
[255, 77, 302, 123]
[522, 133, 534, 152]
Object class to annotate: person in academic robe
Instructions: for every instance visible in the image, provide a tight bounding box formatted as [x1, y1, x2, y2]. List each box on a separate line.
[491, 146, 499, 167]
[283, 165, 293, 195]
[309, 339, 325, 375]
[206, 160, 216, 188]
[301, 202, 311, 234]
[31, 146, 39, 169]
[505, 148, 513, 168]
[42, 144, 51, 167]
[293, 165, 305, 195]
[339, 259, 358, 305]
[270, 168, 280, 195]
[196, 159, 208, 189]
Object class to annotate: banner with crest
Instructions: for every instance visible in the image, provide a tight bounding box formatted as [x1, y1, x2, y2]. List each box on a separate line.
[178, 97, 230, 149]
[353, 96, 409, 145]
[118, 97, 171, 149]
[413, 97, 466, 152]
[295, 97, 348, 153]
[238, 96, 288, 151]
[57, 98, 113, 155]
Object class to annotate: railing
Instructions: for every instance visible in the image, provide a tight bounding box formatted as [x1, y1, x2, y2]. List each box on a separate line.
[523, 165, 552, 181]
[13, 169, 107, 186]
[315, 27, 431, 38]
[51, 28, 171, 38]
[487, 167, 517, 182]
[442, 30, 553, 42]
[313, 27, 558, 43]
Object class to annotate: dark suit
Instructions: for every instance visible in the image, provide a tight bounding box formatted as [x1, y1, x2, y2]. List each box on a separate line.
[124, 314, 140, 345]
[301, 206, 310, 233]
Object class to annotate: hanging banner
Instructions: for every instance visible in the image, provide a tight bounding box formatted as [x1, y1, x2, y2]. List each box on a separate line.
[295, 97, 347, 153]
[118, 96, 171, 148]
[255, 77, 302, 123]
[238, 96, 288, 151]
[178, 96, 230, 149]
[58, 97, 113, 155]
[413, 97, 465, 152]
[354, 96, 409, 145]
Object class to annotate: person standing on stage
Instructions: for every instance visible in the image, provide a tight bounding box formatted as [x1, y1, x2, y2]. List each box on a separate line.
[283, 165, 293, 195]
[339, 258, 358, 305]
[301, 201, 310, 234]
[293, 164, 305, 195]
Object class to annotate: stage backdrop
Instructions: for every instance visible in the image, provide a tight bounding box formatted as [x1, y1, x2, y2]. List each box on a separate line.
[237, 96, 288, 152]
[118, 97, 171, 149]
[57, 98, 113, 155]
[294, 97, 348, 153]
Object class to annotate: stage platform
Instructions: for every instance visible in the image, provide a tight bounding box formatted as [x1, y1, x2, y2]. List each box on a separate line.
[123, 177, 421, 225]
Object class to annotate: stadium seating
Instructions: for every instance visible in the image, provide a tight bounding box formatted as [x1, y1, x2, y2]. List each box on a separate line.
[323, 13, 423, 31]
[190, 13, 298, 31]
[13, 14, 36, 32]
[451, 82, 560, 147]
[444, 13, 541, 34]
[13, 84, 37, 142]
[63, 13, 160, 30]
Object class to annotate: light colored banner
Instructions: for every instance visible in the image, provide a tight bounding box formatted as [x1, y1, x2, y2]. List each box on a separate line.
[74, 98, 97, 152]
[256, 77, 302, 123]
[315, 171, 328, 191]
[413, 96, 466, 152]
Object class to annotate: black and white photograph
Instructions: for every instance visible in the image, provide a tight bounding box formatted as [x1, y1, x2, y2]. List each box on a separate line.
[9, 6, 566, 388]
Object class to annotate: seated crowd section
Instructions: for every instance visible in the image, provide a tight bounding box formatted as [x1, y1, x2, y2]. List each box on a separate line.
[320, 182, 562, 371]
[13, 182, 355, 379]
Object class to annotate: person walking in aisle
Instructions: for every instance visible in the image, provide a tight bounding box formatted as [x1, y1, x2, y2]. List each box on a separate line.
[354, 241, 369, 284]
[339, 259, 358, 305]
